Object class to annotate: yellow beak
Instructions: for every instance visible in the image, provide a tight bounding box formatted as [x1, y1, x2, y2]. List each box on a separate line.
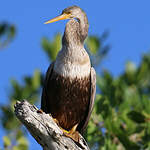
[44, 13, 71, 24]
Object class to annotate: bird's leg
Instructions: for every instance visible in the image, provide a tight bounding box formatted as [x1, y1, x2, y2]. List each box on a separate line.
[62, 124, 80, 142]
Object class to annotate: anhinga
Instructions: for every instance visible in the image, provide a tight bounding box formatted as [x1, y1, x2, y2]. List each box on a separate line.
[41, 6, 96, 142]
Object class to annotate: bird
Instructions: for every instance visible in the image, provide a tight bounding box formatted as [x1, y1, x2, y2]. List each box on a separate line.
[41, 5, 96, 142]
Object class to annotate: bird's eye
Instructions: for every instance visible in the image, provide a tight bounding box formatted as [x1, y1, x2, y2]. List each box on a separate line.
[65, 11, 71, 15]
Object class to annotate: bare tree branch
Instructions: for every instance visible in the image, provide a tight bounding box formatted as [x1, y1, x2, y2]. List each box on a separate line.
[14, 100, 90, 150]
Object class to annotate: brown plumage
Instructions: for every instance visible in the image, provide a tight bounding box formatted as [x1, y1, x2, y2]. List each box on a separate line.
[42, 64, 90, 131]
[41, 6, 96, 140]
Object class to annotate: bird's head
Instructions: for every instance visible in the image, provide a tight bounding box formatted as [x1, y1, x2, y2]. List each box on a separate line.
[45, 6, 86, 24]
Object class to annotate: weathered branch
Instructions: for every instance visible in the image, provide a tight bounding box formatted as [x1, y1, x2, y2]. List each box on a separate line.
[14, 100, 90, 150]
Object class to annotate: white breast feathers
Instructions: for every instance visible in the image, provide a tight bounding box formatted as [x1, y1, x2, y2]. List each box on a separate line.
[53, 47, 91, 79]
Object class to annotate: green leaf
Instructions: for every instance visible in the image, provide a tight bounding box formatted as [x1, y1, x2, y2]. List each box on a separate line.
[0, 23, 16, 49]
[17, 136, 28, 150]
[125, 61, 136, 75]
[86, 36, 100, 54]
[128, 111, 146, 123]
[13, 146, 20, 150]
[32, 70, 41, 90]
[1, 106, 19, 130]
[9, 25, 16, 38]
[16, 130, 24, 140]
[42, 33, 61, 61]
[3, 136, 11, 148]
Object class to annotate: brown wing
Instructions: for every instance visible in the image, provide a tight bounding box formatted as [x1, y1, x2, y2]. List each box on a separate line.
[78, 67, 96, 133]
[41, 62, 55, 113]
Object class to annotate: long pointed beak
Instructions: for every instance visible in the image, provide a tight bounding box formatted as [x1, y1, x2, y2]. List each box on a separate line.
[44, 13, 71, 24]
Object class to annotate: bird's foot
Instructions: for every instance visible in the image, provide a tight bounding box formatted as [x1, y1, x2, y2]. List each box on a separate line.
[62, 124, 80, 142]
[37, 109, 44, 113]
[52, 117, 59, 125]
[37, 111, 79, 142]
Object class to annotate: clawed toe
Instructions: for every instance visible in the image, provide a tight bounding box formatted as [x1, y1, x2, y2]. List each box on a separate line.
[62, 124, 80, 142]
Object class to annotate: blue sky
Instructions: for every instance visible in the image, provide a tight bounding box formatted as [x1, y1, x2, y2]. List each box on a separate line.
[1, 0, 150, 149]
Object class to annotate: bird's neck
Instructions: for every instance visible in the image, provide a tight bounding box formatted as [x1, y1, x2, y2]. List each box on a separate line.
[53, 17, 90, 79]
[60, 19, 89, 67]
[62, 18, 88, 48]
[61, 18, 89, 61]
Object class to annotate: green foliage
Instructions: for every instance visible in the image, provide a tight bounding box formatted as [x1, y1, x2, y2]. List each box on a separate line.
[41, 33, 61, 61]
[0, 70, 41, 149]
[3, 133, 28, 150]
[86, 36, 100, 54]
[0, 23, 16, 49]
[85, 31, 110, 66]
[3, 136, 11, 148]
[86, 54, 150, 149]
